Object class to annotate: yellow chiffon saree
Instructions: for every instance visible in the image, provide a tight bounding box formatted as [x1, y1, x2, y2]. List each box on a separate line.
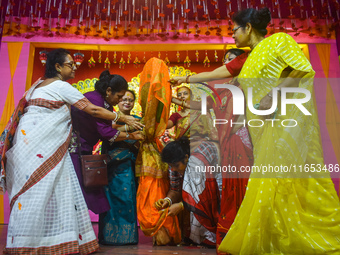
[219, 33, 340, 254]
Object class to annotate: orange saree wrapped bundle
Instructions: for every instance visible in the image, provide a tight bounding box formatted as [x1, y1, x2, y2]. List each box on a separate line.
[135, 58, 181, 245]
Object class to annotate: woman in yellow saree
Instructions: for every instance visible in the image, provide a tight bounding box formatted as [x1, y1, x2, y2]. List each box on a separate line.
[135, 58, 181, 245]
[219, 7, 340, 255]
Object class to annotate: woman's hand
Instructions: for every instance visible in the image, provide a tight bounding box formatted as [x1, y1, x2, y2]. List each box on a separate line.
[130, 131, 144, 141]
[169, 76, 186, 87]
[154, 198, 170, 210]
[119, 115, 144, 130]
[168, 202, 184, 216]
[259, 92, 273, 110]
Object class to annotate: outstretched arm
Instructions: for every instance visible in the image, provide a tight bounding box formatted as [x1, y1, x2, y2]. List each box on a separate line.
[171, 97, 212, 110]
[82, 103, 144, 130]
[170, 65, 232, 86]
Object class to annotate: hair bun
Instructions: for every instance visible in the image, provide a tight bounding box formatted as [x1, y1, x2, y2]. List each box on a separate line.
[99, 70, 111, 81]
[257, 7, 271, 26]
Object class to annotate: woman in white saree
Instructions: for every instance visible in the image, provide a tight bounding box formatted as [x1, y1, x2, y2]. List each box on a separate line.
[0, 48, 143, 254]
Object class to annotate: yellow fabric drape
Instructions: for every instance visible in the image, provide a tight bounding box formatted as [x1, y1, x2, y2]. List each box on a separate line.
[0, 42, 23, 134]
[0, 42, 23, 223]
[25, 43, 35, 91]
[316, 44, 331, 76]
[315, 44, 340, 169]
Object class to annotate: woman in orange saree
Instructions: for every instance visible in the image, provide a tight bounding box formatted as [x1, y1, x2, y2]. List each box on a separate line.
[135, 58, 181, 245]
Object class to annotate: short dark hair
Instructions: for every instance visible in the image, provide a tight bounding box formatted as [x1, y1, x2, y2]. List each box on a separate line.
[161, 136, 190, 164]
[225, 48, 245, 58]
[45, 48, 70, 78]
[95, 70, 128, 97]
[232, 7, 271, 36]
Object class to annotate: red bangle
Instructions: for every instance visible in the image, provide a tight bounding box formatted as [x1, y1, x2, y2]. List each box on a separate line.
[186, 75, 191, 83]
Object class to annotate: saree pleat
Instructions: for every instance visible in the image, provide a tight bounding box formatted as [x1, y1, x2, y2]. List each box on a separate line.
[98, 132, 140, 245]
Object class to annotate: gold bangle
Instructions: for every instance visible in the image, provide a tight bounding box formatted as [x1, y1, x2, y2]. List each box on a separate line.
[185, 75, 191, 83]
[179, 202, 184, 210]
[164, 197, 172, 206]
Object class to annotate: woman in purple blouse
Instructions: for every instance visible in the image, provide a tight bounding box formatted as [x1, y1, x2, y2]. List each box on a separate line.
[69, 70, 143, 215]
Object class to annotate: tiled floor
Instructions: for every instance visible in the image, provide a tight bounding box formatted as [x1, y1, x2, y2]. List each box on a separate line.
[0, 223, 217, 254]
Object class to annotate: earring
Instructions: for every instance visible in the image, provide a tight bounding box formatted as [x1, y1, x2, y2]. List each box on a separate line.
[106, 94, 109, 98]
[57, 69, 61, 72]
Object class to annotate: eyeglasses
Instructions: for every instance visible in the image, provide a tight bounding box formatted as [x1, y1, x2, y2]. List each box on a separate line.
[63, 62, 77, 69]
[122, 98, 134, 103]
[232, 26, 243, 34]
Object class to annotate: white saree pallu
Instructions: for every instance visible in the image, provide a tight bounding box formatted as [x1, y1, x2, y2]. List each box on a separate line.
[3, 80, 99, 254]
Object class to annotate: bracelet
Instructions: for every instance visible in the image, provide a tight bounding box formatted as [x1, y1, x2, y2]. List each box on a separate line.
[185, 75, 191, 83]
[124, 124, 129, 138]
[164, 197, 172, 206]
[179, 202, 184, 211]
[113, 111, 119, 122]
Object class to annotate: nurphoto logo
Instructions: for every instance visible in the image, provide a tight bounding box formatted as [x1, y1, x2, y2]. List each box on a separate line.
[199, 84, 312, 128]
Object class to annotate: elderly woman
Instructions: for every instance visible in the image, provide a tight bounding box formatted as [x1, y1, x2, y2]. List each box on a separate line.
[218, 7, 340, 255]
[70, 71, 143, 216]
[0, 48, 141, 254]
[98, 90, 141, 245]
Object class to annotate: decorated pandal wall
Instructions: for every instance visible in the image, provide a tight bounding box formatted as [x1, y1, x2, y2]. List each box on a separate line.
[71, 65, 208, 117]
